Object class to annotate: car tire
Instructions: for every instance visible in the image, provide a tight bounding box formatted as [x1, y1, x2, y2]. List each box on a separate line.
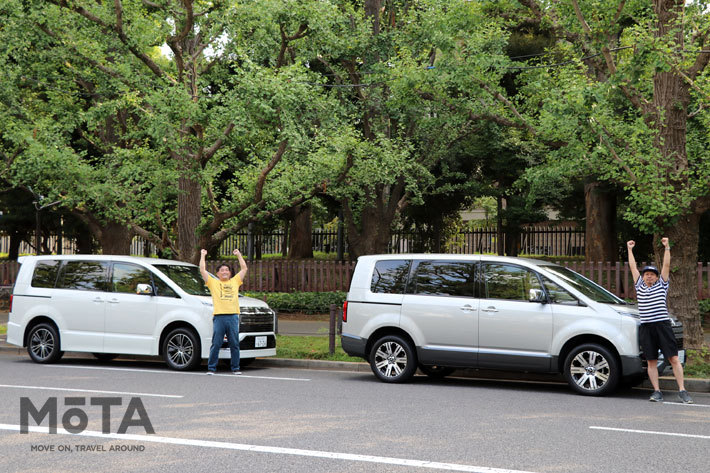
[563, 343, 619, 396]
[419, 364, 456, 379]
[163, 328, 201, 371]
[27, 323, 64, 364]
[369, 335, 417, 383]
[92, 353, 119, 362]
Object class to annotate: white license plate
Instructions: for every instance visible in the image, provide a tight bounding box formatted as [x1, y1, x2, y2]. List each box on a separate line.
[255, 336, 267, 348]
[678, 350, 685, 363]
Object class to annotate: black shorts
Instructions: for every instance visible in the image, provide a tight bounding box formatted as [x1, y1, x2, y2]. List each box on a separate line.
[639, 320, 678, 361]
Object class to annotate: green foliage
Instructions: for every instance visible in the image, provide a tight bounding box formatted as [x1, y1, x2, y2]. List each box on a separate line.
[245, 291, 346, 314]
[685, 347, 710, 379]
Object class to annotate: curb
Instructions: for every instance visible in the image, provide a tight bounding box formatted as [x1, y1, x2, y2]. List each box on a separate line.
[2, 339, 708, 393]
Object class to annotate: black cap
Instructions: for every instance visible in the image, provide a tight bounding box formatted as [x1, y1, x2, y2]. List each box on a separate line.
[641, 265, 659, 276]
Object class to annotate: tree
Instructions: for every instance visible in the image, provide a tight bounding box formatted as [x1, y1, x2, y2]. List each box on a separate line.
[509, 0, 710, 347]
[2, 0, 347, 261]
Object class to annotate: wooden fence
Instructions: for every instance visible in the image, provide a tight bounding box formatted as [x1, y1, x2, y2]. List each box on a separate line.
[1, 259, 708, 298]
[207, 260, 356, 293]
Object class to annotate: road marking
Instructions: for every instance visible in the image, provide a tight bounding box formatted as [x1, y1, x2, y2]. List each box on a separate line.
[0, 384, 182, 399]
[0, 424, 538, 473]
[662, 402, 710, 408]
[590, 426, 710, 440]
[47, 364, 310, 381]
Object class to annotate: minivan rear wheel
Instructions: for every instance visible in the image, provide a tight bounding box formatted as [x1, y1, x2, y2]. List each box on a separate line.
[563, 343, 619, 396]
[27, 323, 64, 364]
[163, 328, 201, 371]
[369, 335, 417, 383]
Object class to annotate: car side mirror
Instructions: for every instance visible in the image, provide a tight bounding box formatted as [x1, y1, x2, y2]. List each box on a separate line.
[529, 288, 546, 303]
[136, 283, 153, 295]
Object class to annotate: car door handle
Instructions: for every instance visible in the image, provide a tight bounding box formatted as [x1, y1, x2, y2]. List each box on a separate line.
[92, 297, 105, 303]
[107, 298, 120, 304]
[481, 306, 498, 313]
[460, 304, 474, 312]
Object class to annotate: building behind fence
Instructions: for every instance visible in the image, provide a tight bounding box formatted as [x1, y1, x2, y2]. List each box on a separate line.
[1, 225, 585, 258]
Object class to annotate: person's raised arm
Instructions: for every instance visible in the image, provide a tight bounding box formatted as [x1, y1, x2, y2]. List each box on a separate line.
[627, 240, 640, 283]
[234, 248, 248, 282]
[199, 249, 210, 282]
[660, 237, 671, 282]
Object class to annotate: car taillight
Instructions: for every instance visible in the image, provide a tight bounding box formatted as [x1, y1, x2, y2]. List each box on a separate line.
[342, 301, 348, 323]
[8, 294, 12, 312]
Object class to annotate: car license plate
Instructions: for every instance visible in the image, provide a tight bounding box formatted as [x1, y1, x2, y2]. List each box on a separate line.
[255, 336, 267, 348]
[678, 349, 685, 363]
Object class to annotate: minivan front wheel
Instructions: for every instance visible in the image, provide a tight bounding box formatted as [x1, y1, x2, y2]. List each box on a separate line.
[27, 323, 64, 364]
[163, 328, 201, 371]
[369, 335, 417, 383]
[564, 343, 619, 396]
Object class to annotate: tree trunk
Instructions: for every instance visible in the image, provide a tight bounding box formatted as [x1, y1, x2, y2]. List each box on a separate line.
[345, 206, 393, 260]
[584, 181, 617, 263]
[496, 196, 504, 256]
[75, 230, 94, 254]
[8, 232, 24, 261]
[287, 204, 314, 259]
[178, 174, 201, 264]
[659, 215, 703, 348]
[97, 222, 135, 255]
[650, 1, 703, 348]
[505, 228, 520, 257]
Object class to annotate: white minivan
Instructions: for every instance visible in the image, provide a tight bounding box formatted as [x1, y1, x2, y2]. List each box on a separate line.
[7, 255, 276, 370]
[342, 254, 685, 395]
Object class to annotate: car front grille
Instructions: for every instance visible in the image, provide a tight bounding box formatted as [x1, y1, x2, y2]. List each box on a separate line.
[239, 307, 275, 333]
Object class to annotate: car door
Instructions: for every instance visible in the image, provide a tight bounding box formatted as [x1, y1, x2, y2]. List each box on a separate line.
[478, 262, 553, 371]
[52, 260, 110, 352]
[103, 262, 157, 355]
[400, 260, 479, 367]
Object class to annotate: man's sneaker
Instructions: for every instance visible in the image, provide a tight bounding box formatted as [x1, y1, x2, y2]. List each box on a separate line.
[649, 390, 663, 402]
[206, 371, 215, 376]
[678, 390, 694, 404]
[232, 370, 242, 375]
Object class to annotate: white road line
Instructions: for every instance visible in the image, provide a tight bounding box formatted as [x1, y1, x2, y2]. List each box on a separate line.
[662, 402, 710, 408]
[0, 384, 182, 399]
[0, 424, 538, 473]
[47, 364, 310, 381]
[590, 426, 710, 440]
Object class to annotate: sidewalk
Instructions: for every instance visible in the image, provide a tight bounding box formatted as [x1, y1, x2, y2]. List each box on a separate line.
[1, 312, 709, 392]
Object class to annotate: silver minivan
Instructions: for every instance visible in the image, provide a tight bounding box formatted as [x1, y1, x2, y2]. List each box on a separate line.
[341, 254, 684, 395]
[7, 255, 276, 370]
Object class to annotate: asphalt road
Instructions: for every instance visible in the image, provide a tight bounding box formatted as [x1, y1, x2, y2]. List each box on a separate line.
[0, 355, 708, 473]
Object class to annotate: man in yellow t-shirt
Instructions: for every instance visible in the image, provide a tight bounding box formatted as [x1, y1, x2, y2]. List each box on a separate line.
[200, 248, 248, 375]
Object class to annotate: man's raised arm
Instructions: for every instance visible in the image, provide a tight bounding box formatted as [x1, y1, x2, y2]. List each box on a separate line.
[627, 240, 640, 282]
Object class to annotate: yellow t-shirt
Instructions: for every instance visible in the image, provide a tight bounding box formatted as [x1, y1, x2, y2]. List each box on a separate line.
[205, 275, 242, 315]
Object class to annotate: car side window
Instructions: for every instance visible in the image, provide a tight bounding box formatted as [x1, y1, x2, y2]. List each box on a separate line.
[483, 263, 542, 301]
[411, 260, 475, 297]
[31, 260, 61, 288]
[153, 275, 178, 298]
[371, 260, 411, 294]
[111, 263, 153, 294]
[543, 277, 578, 305]
[57, 261, 109, 291]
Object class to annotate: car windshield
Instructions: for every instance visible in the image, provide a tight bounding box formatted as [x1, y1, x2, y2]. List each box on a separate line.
[542, 265, 625, 304]
[152, 264, 210, 296]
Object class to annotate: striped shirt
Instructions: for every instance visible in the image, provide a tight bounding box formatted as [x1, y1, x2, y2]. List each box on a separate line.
[635, 276, 670, 323]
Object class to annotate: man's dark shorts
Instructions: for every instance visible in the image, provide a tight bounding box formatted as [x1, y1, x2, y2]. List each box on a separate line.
[639, 320, 678, 361]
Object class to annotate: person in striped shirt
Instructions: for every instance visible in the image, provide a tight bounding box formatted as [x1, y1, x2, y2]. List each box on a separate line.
[627, 238, 693, 403]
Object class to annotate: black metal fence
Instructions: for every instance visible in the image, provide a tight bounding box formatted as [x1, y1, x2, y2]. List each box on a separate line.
[1, 225, 585, 258]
